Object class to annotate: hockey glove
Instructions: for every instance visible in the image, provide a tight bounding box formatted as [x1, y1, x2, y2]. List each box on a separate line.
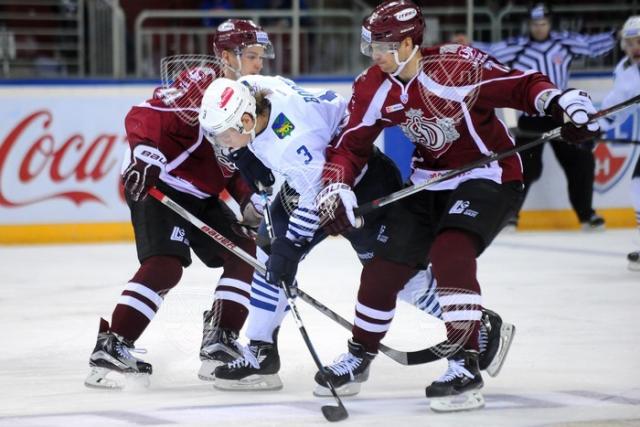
[240, 193, 265, 228]
[315, 183, 360, 236]
[266, 237, 305, 288]
[545, 88, 600, 144]
[122, 144, 166, 202]
[230, 147, 275, 193]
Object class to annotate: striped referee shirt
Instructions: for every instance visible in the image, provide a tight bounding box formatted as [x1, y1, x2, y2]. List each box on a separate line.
[475, 31, 615, 90]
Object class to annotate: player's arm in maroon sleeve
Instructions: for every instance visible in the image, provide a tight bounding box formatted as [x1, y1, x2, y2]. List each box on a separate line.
[225, 171, 252, 206]
[122, 105, 168, 201]
[324, 71, 387, 187]
[476, 52, 600, 142]
[225, 171, 264, 229]
[318, 70, 387, 235]
[474, 54, 558, 115]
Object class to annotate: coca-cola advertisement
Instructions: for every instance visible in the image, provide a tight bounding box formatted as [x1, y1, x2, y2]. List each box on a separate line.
[0, 85, 154, 225]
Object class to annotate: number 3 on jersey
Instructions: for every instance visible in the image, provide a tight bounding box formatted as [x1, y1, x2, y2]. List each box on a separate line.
[297, 145, 312, 164]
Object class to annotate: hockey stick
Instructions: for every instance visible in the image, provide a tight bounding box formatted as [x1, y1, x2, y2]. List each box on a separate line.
[296, 289, 456, 365]
[148, 187, 452, 367]
[258, 190, 348, 422]
[509, 127, 640, 145]
[355, 93, 640, 216]
[151, 187, 348, 420]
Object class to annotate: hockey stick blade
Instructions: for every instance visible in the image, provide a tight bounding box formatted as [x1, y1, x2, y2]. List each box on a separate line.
[321, 401, 349, 422]
[355, 93, 640, 216]
[259, 189, 349, 422]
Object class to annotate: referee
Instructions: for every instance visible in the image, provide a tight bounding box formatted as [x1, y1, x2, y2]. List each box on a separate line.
[468, 3, 616, 230]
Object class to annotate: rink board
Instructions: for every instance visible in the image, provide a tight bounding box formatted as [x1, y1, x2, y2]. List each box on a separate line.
[0, 75, 637, 243]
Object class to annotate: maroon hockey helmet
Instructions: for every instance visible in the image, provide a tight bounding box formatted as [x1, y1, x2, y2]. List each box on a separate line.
[361, 0, 424, 56]
[213, 19, 275, 59]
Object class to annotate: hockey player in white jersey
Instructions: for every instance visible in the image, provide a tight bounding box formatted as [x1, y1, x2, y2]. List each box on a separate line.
[599, 16, 640, 270]
[198, 76, 514, 393]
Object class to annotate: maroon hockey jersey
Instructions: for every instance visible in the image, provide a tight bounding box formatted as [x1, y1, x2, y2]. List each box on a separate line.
[326, 45, 558, 190]
[123, 69, 250, 202]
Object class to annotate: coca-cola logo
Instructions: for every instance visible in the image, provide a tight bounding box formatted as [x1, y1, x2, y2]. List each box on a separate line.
[0, 109, 127, 207]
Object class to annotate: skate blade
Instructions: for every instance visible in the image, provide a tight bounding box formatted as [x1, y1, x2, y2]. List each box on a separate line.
[197, 360, 223, 381]
[214, 374, 283, 391]
[313, 382, 361, 397]
[628, 261, 640, 272]
[84, 367, 151, 390]
[486, 322, 516, 378]
[429, 390, 485, 413]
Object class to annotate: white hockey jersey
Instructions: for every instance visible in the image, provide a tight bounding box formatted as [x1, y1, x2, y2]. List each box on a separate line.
[239, 74, 347, 242]
[600, 57, 640, 138]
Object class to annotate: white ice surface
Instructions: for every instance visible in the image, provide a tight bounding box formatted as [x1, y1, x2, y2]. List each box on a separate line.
[1, 229, 639, 427]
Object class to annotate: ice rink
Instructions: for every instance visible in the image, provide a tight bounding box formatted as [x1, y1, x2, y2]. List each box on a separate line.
[1, 229, 639, 427]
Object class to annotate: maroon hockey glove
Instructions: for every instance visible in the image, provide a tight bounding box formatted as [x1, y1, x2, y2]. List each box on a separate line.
[544, 88, 600, 144]
[122, 144, 166, 202]
[315, 183, 360, 236]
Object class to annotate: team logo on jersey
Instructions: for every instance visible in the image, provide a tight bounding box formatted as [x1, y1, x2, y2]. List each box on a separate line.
[593, 139, 638, 193]
[212, 142, 237, 178]
[272, 113, 295, 139]
[399, 108, 460, 158]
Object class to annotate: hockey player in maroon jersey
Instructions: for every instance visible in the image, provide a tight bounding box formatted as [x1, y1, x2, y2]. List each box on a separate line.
[314, 0, 600, 412]
[85, 20, 274, 389]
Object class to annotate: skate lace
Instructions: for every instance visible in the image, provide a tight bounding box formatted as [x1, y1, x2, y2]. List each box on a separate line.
[116, 342, 147, 361]
[326, 353, 361, 380]
[227, 344, 260, 370]
[437, 358, 474, 383]
[478, 322, 488, 354]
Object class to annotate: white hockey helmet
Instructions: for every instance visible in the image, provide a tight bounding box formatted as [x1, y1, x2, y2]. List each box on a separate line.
[621, 16, 640, 49]
[199, 77, 257, 145]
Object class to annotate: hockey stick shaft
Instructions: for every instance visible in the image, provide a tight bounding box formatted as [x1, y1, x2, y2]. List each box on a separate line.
[510, 127, 640, 145]
[148, 187, 446, 366]
[355, 93, 640, 216]
[258, 190, 348, 422]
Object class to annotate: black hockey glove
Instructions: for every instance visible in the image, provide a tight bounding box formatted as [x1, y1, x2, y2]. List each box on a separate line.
[266, 237, 305, 288]
[230, 147, 275, 193]
[122, 144, 166, 201]
[544, 89, 600, 144]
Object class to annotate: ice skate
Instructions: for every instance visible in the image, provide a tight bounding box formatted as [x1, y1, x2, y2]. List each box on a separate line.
[628, 251, 640, 271]
[426, 349, 484, 413]
[313, 339, 376, 397]
[581, 213, 605, 231]
[478, 308, 516, 377]
[85, 318, 152, 390]
[198, 310, 241, 381]
[213, 329, 282, 391]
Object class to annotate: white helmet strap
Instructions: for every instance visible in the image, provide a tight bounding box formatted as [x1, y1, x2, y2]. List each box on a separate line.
[391, 45, 419, 77]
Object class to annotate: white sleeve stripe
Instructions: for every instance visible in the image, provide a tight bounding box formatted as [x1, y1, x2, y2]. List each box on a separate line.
[356, 302, 396, 320]
[214, 290, 250, 308]
[442, 310, 482, 322]
[354, 317, 391, 333]
[461, 103, 493, 158]
[126, 282, 164, 307]
[439, 294, 482, 306]
[218, 277, 251, 294]
[118, 295, 156, 321]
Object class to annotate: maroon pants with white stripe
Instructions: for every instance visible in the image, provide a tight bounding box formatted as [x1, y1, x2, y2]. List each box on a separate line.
[353, 229, 482, 354]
